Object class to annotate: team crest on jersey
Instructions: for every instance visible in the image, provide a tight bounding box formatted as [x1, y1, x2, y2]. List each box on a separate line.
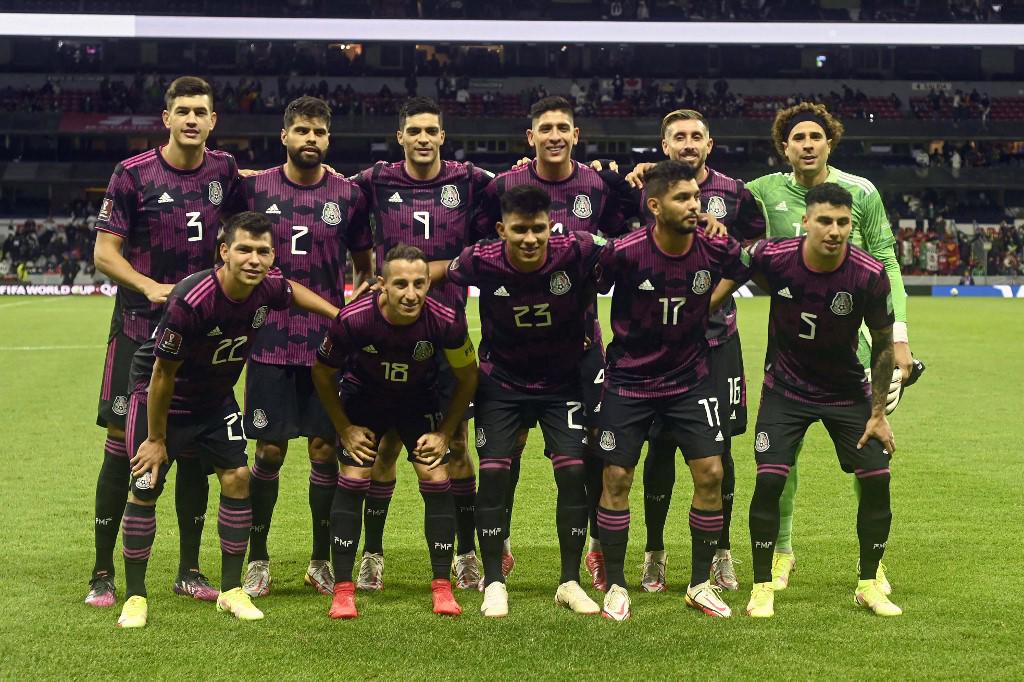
[413, 340, 435, 362]
[252, 305, 269, 329]
[440, 184, 461, 209]
[830, 291, 854, 316]
[252, 409, 269, 429]
[208, 181, 223, 206]
[572, 194, 593, 219]
[112, 395, 128, 416]
[692, 270, 712, 295]
[476, 427, 486, 448]
[599, 430, 616, 451]
[322, 201, 342, 226]
[549, 271, 571, 295]
[705, 195, 727, 219]
[755, 432, 770, 453]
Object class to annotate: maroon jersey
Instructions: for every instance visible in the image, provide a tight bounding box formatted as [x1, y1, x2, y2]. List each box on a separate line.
[129, 268, 293, 415]
[229, 166, 372, 366]
[94, 147, 239, 342]
[447, 231, 606, 394]
[636, 166, 765, 345]
[598, 227, 749, 399]
[748, 237, 894, 405]
[351, 160, 492, 310]
[317, 293, 469, 398]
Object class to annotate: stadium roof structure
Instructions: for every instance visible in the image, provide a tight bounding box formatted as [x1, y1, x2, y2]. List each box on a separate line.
[3, 13, 1024, 46]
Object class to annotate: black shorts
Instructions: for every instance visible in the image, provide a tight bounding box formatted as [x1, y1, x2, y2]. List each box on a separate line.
[579, 344, 607, 416]
[753, 387, 891, 474]
[338, 385, 446, 468]
[710, 334, 747, 437]
[243, 361, 335, 442]
[593, 377, 725, 468]
[474, 372, 587, 460]
[96, 330, 141, 430]
[437, 352, 474, 422]
[124, 392, 249, 501]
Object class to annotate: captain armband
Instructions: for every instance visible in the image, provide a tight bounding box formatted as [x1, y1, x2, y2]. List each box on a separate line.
[444, 336, 477, 368]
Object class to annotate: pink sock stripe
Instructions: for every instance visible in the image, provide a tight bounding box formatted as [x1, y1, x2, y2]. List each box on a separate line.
[689, 516, 725, 531]
[251, 463, 280, 481]
[122, 517, 156, 529]
[220, 539, 249, 554]
[366, 480, 397, 499]
[479, 458, 512, 471]
[100, 338, 117, 401]
[104, 437, 128, 456]
[309, 470, 336, 487]
[596, 509, 631, 531]
[338, 476, 371, 492]
[855, 467, 891, 479]
[551, 455, 585, 470]
[449, 478, 476, 495]
[123, 547, 152, 560]
[419, 479, 452, 493]
[757, 464, 791, 476]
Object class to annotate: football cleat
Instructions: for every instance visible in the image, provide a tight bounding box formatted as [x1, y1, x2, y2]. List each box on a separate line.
[85, 572, 116, 608]
[356, 552, 384, 591]
[555, 580, 601, 615]
[684, 580, 732, 618]
[452, 551, 482, 590]
[746, 582, 775, 618]
[329, 582, 357, 619]
[855, 580, 902, 616]
[242, 560, 271, 598]
[431, 579, 462, 616]
[501, 549, 516, 579]
[173, 570, 219, 602]
[640, 550, 667, 593]
[304, 560, 334, 596]
[858, 560, 893, 596]
[585, 551, 607, 592]
[771, 552, 796, 591]
[116, 595, 148, 628]
[216, 587, 264, 621]
[480, 581, 509, 618]
[711, 550, 740, 591]
[602, 585, 632, 621]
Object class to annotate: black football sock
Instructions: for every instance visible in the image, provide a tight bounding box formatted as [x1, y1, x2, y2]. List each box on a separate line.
[855, 468, 893, 580]
[503, 455, 522, 543]
[720, 441, 736, 551]
[420, 480, 456, 580]
[174, 454, 208, 577]
[122, 502, 156, 599]
[689, 506, 724, 587]
[643, 436, 677, 552]
[93, 439, 130, 577]
[218, 495, 251, 592]
[330, 476, 368, 583]
[597, 506, 630, 589]
[362, 478, 396, 555]
[749, 464, 791, 584]
[475, 459, 511, 586]
[247, 455, 282, 562]
[585, 450, 604, 543]
[450, 476, 477, 555]
[551, 456, 588, 585]
[309, 459, 339, 561]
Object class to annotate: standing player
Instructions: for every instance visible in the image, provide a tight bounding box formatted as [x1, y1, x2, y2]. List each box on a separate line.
[115, 212, 342, 628]
[713, 184, 902, 618]
[444, 186, 604, 618]
[593, 161, 750, 621]
[312, 245, 478, 619]
[88, 76, 238, 607]
[231, 96, 373, 598]
[475, 96, 634, 577]
[744, 102, 912, 592]
[349, 97, 492, 590]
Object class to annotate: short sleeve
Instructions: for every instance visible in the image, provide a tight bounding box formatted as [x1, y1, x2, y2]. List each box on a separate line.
[863, 271, 895, 330]
[596, 170, 639, 237]
[596, 238, 620, 294]
[717, 236, 753, 282]
[732, 184, 767, 241]
[572, 230, 607, 281]
[223, 174, 252, 216]
[316, 316, 352, 368]
[443, 309, 470, 350]
[345, 185, 373, 252]
[265, 269, 293, 310]
[153, 296, 195, 361]
[470, 178, 501, 243]
[445, 243, 479, 287]
[94, 164, 138, 239]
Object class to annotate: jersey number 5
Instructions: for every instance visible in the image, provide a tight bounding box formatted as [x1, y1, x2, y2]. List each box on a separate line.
[799, 312, 817, 340]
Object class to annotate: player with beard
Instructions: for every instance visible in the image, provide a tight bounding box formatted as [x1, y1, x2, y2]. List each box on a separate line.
[230, 97, 374, 599]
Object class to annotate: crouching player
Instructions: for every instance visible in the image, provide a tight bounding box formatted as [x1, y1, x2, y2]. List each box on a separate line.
[312, 244, 478, 619]
[116, 212, 342, 628]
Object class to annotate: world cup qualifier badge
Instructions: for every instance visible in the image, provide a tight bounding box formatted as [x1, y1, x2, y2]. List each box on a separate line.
[440, 184, 461, 208]
[412, 340, 435, 361]
[322, 201, 342, 226]
[705, 195, 727, 219]
[252, 305, 269, 329]
[550, 270, 572, 295]
[692, 269, 712, 295]
[208, 181, 223, 206]
[830, 291, 854, 316]
[572, 194, 593, 219]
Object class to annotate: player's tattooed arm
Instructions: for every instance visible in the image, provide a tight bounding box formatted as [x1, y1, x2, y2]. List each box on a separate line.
[94, 232, 173, 303]
[858, 325, 897, 454]
[311, 360, 377, 463]
[132, 356, 180, 480]
[289, 280, 341, 319]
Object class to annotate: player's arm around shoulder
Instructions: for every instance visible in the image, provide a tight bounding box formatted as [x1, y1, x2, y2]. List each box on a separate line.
[288, 278, 340, 319]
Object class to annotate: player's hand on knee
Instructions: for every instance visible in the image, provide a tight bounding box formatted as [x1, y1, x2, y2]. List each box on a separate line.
[131, 438, 168, 480]
[624, 162, 656, 189]
[700, 214, 728, 238]
[341, 426, 377, 464]
[413, 432, 450, 470]
[857, 414, 895, 454]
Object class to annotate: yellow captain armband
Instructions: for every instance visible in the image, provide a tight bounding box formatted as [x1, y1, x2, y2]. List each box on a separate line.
[443, 336, 477, 368]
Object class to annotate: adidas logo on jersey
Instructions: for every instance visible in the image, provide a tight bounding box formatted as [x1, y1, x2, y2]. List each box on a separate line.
[362, 345, 379, 354]
[157, 192, 174, 204]
[207, 326, 223, 336]
[266, 204, 281, 214]
[777, 287, 793, 299]
[774, 201, 788, 211]
[388, 192, 403, 203]
[638, 279, 655, 291]
[493, 286, 510, 297]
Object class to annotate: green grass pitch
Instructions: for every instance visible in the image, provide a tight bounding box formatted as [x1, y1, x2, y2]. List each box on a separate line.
[1, 295, 1022, 680]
